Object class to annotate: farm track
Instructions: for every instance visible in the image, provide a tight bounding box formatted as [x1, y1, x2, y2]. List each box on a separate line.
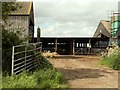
[49, 55, 118, 88]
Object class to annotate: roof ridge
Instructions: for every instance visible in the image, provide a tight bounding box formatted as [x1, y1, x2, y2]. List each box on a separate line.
[101, 20, 111, 22]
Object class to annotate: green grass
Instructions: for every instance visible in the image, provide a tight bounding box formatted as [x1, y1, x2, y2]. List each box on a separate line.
[2, 53, 68, 88]
[2, 68, 67, 88]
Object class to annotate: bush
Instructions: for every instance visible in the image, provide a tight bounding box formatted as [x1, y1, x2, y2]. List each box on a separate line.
[101, 46, 120, 70]
[2, 69, 67, 88]
[2, 29, 23, 74]
[35, 54, 53, 69]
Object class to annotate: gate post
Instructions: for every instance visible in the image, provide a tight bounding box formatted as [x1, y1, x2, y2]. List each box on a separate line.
[25, 46, 27, 70]
[11, 46, 15, 75]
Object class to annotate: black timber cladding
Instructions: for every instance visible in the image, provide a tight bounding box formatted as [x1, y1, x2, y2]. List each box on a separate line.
[38, 37, 109, 43]
[34, 37, 109, 55]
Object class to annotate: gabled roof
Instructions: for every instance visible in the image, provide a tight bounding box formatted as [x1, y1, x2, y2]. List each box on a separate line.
[10, 2, 33, 15]
[101, 20, 111, 33]
[93, 20, 111, 38]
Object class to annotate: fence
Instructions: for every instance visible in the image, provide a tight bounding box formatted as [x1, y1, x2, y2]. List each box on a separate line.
[11, 42, 42, 75]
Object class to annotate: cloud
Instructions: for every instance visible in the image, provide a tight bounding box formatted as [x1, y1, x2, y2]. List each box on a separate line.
[33, 0, 119, 37]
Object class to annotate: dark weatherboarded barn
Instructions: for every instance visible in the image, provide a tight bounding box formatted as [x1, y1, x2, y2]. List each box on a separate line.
[6, 2, 34, 43]
[34, 37, 109, 55]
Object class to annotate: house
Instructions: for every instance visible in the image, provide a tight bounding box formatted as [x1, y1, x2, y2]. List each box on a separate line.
[6, 2, 34, 43]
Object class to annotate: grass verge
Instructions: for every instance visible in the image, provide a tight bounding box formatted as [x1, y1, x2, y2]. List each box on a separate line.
[2, 68, 67, 88]
[100, 47, 120, 70]
[2, 54, 67, 88]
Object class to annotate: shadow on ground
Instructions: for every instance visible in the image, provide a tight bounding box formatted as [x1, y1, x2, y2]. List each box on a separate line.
[57, 68, 112, 80]
[53, 55, 82, 59]
[52, 55, 97, 59]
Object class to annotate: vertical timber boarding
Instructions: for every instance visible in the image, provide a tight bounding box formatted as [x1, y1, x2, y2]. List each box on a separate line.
[88, 39, 91, 54]
[73, 39, 75, 55]
[55, 39, 57, 52]
[38, 37, 109, 55]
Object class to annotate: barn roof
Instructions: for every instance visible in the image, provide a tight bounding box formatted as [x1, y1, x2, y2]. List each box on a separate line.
[101, 20, 111, 33]
[93, 20, 111, 38]
[10, 2, 33, 15]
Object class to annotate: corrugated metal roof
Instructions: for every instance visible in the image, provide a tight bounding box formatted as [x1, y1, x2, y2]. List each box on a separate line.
[10, 2, 32, 15]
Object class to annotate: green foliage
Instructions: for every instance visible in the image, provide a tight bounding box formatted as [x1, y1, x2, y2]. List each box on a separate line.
[2, 2, 21, 22]
[36, 54, 53, 69]
[2, 69, 67, 88]
[2, 1, 23, 74]
[2, 72, 37, 88]
[2, 29, 23, 74]
[100, 47, 120, 70]
[34, 69, 66, 88]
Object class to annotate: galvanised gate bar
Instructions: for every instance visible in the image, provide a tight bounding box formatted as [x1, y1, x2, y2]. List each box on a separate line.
[34, 37, 109, 55]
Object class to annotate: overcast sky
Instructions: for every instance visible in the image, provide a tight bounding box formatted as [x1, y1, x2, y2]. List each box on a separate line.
[19, 0, 119, 37]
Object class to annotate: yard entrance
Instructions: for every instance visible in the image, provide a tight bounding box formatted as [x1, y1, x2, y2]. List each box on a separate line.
[49, 55, 118, 88]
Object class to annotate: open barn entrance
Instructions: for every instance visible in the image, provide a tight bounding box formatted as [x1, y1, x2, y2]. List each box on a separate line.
[57, 43, 71, 55]
[34, 37, 109, 55]
[57, 38, 72, 55]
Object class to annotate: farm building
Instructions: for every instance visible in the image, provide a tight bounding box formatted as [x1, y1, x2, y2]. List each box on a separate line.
[34, 37, 109, 55]
[93, 14, 120, 46]
[6, 2, 34, 43]
[93, 20, 111, 38]
[111, 14, 120, 46]
[116, 25, 120, 46]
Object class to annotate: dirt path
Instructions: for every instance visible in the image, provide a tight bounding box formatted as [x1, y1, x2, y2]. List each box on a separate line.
[49, 55, 118, 88]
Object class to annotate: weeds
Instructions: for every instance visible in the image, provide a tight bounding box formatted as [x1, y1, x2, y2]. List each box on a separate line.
[100, 46, 120, 70]
[2, 68, 67, 88]
[2, 50, 67, 88]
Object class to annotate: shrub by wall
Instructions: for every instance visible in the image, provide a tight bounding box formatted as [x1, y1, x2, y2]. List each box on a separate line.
[101, 46, 120, 70]
[2, 29, 22, 74]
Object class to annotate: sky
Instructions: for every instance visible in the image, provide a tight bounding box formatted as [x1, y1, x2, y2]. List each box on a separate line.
[19, 0, 119, 37]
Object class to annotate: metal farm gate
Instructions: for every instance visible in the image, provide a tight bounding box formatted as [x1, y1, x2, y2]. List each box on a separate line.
[11, 42, 42, 75]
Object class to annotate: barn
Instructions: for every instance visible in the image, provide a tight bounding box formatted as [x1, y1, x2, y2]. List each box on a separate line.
[6, 2, 34, 43]
[93, 20, 111, 38]
[93, 14, 120, 47]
